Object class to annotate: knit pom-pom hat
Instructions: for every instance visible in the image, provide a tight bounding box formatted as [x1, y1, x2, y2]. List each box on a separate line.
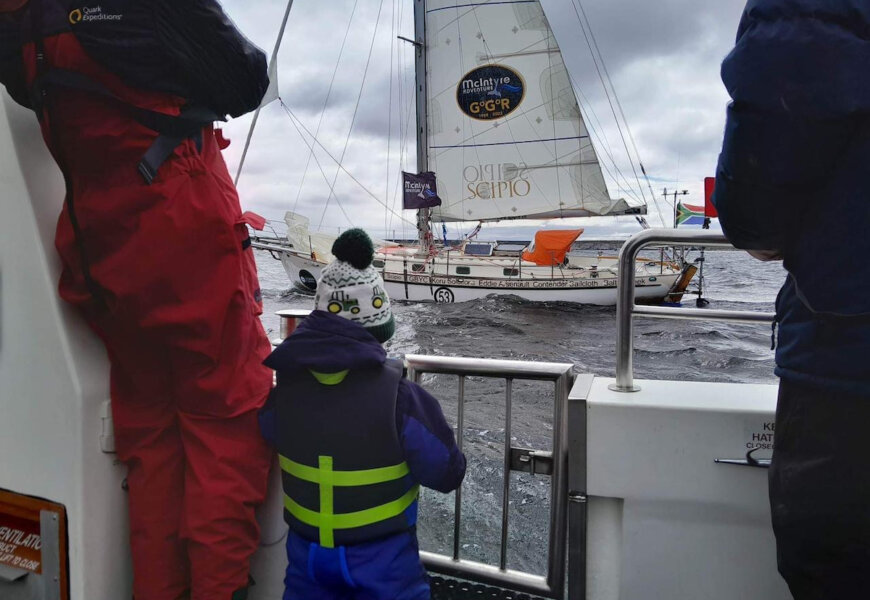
[314, 229, 395, 343]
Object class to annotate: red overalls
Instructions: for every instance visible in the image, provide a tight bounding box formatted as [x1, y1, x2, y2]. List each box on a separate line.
[23, 30, 273, 600]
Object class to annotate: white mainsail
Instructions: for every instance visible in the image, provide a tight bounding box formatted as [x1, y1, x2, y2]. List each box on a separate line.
[425, 0, 644, 222]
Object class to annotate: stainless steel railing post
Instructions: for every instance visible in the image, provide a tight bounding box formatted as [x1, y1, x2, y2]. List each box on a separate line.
[610, 229, 775, 393]
[499, 378, 514, 571]
[454, 375, 466, 561]
[547, 371, 571, 600]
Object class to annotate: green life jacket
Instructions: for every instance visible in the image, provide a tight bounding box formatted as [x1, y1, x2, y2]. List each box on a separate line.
[274, 359, 418, 548]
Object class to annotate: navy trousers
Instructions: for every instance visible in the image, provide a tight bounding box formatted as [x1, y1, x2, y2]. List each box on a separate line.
[283, 530, 430, 600]
[770, 379, 870, 599]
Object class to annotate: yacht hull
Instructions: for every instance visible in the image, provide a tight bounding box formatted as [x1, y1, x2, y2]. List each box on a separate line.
[382, 273, 679, 304]
[278, 251, 320, 292]
[275, 248, 683, 305]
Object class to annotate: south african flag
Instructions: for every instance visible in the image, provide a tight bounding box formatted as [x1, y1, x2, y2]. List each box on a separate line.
[676, 202, 707, 226]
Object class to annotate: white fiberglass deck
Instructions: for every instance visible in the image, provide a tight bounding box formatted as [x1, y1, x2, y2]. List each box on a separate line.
[582, 378, 788, 600]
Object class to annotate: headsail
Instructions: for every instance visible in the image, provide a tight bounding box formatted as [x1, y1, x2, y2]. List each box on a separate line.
[425, 0, 644, 222]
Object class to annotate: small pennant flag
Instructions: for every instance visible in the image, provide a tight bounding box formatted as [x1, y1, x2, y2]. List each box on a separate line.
[403, 171, 442, 210]
[261, 58, 279, 107]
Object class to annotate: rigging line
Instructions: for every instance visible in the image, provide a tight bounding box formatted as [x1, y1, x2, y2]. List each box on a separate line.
[390, 17, 413, 238]
[395, 4, 415, 237]
[571, 3, 654, 217]
[391, 18, 416, 237]
[546, 27, 564, 219]
[578, 122, 642, 206]
[569, 0, 649, 212]
[575, 0, 660, 213]
[279, 99, 415, 228]
[571, 78, 621, 177]
[293, 0, 361, 218]
[570, 0, 644, 207]
[234, 0, 297, 187]
[572, 82, 630, 191]
[280, 100, 354, 228]
[388, 0, 401, 236]
[392, 63, 417, 236]
[386, 0, 396, 238]
[573, 94, 643, 205]
[319, 0, 389, 230]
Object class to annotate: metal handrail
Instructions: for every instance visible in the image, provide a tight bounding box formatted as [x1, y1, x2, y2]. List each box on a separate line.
[611, 229, 776, 393]
[407, 355, 574, 600]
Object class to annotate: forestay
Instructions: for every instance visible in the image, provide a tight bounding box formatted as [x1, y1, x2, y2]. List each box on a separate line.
[425, 0, 644, 222]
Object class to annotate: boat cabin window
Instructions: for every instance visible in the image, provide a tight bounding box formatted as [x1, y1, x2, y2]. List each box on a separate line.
[494, 242, 529, 253]
[411, 263, 426, 273]
[464, 243, 494, 257]
[373, 259, 385, 268]
[503, 268, 520, 277]
[456, 266, 471, 275]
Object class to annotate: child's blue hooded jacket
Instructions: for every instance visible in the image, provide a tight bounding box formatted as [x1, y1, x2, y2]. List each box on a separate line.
[258, 310, 465, 600]
[260, 310, 466, 496]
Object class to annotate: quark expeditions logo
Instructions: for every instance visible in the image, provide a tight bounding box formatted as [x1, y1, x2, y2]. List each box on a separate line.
[69, 5, 123, 25]
[457, 64, 525, 121]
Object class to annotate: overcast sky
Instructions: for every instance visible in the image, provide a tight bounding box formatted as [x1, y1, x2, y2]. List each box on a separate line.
[218, 0, 747, 240]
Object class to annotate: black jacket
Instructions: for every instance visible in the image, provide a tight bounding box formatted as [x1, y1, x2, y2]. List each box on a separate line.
[0, 0, 268, 118]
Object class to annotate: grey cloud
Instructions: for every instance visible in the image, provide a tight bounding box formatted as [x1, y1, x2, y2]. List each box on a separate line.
[221, 0, 747, 235]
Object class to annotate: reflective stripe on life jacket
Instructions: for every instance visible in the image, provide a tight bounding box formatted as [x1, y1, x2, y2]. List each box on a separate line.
[275, 358, 416, 547]
[280, 454, 419, 548]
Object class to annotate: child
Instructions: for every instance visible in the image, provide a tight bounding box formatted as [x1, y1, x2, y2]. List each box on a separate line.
[260, 229, 466, 600]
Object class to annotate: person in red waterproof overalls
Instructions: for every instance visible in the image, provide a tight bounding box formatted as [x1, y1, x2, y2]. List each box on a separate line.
[0, 1, 274, 598]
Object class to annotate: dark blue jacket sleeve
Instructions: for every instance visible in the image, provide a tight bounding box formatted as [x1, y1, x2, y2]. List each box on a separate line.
[0, 9, 29, 108]
[713, 0, 867, 250]
[258, 388, 278, 449]
[397, 380, 466, 494]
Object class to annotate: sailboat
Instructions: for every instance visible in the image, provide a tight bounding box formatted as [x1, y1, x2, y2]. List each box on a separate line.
[250, 0, 696, 304]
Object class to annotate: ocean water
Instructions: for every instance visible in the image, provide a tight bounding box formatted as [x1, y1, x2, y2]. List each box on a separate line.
[256, 248, 785, 577]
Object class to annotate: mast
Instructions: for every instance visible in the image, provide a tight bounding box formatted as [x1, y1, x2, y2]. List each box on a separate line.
[234, 0, 297, 186]
[414, 0, 432, 252]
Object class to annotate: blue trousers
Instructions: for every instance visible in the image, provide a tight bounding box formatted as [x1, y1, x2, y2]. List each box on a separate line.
[283, 530, 430, 600]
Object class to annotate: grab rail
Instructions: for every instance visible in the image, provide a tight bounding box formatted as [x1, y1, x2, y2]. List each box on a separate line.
[406, 355, 574, 599]
[612, 229, 776, 393]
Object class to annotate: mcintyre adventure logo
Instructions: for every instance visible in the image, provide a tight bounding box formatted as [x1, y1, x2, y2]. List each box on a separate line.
[457, 65, 524, 121]
[402, 172, 442, 210]
[69, 5, 123, 24]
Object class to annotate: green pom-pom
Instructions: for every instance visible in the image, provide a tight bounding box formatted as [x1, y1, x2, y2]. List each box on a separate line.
[332, 229, 374, 269]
